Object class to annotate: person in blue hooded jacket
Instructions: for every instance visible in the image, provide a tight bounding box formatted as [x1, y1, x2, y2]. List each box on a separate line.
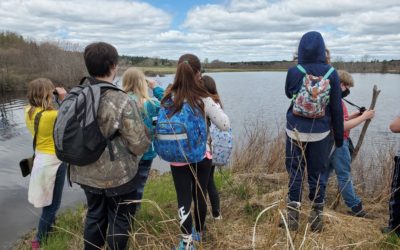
[283, 31, 344, 232]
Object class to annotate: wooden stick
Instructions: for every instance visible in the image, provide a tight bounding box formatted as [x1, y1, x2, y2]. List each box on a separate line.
[352, 85, 381, 159]
[331, 85, 381, 210]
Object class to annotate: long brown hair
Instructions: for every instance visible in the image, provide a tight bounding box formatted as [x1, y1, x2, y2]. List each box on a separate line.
[27, 78, 55, 119]
[162, 54, 210, 115]
[201, 75, 223, 109]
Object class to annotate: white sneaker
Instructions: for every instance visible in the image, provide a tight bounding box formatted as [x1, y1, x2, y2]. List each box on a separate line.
[213, 215, 222, 220]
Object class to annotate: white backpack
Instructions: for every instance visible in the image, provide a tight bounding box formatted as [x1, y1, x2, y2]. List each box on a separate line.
[210, 123, 233, 166]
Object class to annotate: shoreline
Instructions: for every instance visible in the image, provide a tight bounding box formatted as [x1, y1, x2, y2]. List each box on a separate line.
[2, 69, 399, 93]
[13, 169, 399, 249]
[12, 125, 400, 249]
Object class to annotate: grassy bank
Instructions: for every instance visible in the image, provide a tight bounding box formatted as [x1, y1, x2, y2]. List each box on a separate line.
[14, 123, 400, 249]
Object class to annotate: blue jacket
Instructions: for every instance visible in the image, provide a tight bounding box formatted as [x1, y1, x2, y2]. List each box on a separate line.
[285, 31, 344, 147]
[128, 86, 164, 160]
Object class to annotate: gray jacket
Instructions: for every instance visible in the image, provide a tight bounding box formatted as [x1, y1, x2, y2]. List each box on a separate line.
[70, 89, 150, 189]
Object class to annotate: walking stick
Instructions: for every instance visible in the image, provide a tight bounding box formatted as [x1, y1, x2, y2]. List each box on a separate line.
[331, 85, 381, 210]
[352, 85, 381, 159]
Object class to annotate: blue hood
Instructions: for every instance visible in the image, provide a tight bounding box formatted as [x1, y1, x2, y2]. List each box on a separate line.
[298, 31, 326, 64]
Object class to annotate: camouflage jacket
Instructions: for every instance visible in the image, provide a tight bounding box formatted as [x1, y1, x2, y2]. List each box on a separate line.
[70, 89, 150, 189]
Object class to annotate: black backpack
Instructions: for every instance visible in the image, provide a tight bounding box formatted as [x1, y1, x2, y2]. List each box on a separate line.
[53, 77, 123, 166]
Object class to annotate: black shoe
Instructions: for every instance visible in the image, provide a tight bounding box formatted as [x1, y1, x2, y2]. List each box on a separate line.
[309, 203, 324, 233]
[279, 201, 301, 231]
[349, 202, 367, 217]
[382, 227, 400, 237]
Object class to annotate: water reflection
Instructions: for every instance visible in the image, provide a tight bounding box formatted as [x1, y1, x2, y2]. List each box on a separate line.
[0, 93, 27, 141]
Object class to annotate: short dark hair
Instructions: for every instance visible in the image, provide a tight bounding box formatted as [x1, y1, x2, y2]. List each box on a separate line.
[84, 42, 118, 77]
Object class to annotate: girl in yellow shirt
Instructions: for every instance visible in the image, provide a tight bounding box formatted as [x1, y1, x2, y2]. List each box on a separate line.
[25, 78, 66, 249]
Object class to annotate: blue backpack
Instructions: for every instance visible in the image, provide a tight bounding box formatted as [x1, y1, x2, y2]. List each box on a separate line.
[154, 100, 207, 163]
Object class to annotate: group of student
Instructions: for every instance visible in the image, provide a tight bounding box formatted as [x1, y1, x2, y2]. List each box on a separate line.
[23, 31, 400, 250]
[25, 42, 228, 250]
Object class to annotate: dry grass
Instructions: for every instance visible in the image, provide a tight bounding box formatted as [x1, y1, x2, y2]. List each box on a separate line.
[14, 122, 400, 249]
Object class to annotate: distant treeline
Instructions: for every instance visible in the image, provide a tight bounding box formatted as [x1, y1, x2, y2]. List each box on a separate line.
[121, 56, 400, 74]
[1, 31, 399, 92]
[204, 59, 400, 74]
[0, 32, 86, 91]
[120, 55, 176, 67]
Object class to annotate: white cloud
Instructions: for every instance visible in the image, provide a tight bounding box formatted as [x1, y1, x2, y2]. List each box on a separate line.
[182, 0, 400, 61]
[0, 0, 399, 61]
[0, 0, 171, 52]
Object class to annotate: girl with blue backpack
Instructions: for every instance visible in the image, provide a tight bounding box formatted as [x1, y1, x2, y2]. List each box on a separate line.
[156, 54, 230, 250]
[122, 67, 164, 207]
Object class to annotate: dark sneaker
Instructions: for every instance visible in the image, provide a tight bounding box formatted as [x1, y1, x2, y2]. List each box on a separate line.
[279, 201, 301, 231]
[381, 227, 400, 237]
[309, 203, 324, 233]
[382, 227, 393, 234]
[349, 202, 367, 217]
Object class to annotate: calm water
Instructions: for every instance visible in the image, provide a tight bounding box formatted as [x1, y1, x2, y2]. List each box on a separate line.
[0, 72, 399, 248]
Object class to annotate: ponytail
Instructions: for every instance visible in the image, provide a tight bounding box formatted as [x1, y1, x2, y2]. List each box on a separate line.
[162, 54, 209, 116]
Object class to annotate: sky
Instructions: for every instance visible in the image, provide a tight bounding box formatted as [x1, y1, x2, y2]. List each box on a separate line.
[1, 0, 399, 62]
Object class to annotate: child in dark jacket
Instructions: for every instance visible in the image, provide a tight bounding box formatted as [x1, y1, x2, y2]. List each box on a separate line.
[283, 31, 344, 232]
[382, 114, 400, 236]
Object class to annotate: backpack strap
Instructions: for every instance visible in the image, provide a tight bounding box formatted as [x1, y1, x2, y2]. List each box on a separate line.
[323, 67, 335, 80]
[32, 110, 45, 153]
[296, 64, 307, 75]
[82, 77, 124, 162]
[291, 65, 307, 102]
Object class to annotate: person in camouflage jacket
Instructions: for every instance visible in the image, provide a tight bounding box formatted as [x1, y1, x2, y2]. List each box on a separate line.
[70, 42, 150, 250]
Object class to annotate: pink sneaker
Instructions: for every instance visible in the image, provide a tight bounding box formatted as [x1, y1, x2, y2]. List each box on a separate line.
[31, 240, 40, 250]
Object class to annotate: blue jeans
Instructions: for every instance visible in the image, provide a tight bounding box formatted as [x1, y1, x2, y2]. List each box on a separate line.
[36, 162, 66, 242]
[323, 139, 361, 209]
[135, 159, 153, 207]
[285, 135, 331, 204]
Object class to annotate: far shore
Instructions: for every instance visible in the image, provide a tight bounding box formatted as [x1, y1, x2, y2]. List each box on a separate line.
[2, 66, 399, 93]
[122, 66, 289, 77]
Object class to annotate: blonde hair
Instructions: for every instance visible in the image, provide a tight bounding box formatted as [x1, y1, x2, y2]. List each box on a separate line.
[27, 78, 55, 119]
[337, 70, 354, 87]
[122, 67, 152, 107]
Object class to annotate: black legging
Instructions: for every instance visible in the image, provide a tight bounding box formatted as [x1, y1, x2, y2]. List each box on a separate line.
[389, 156, 400, 233]
[207, 165, 221, 217]
[171, 158, 212, 234]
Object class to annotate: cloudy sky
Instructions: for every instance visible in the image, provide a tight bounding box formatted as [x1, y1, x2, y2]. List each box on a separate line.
[1, 0, 399, 62]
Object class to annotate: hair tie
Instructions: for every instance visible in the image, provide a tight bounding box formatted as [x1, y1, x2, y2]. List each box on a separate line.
[183, 60, 189, 64]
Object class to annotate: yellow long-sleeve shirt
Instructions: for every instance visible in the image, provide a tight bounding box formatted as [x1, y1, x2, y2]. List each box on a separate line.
[25, 106, 58, 154]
